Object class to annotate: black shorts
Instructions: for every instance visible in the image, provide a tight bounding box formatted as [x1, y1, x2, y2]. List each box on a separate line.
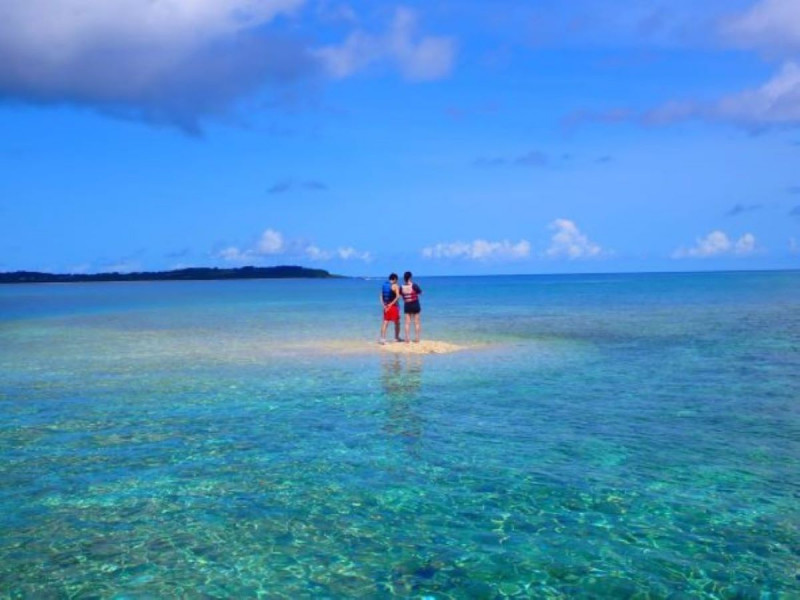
[404, 301, 421, 314]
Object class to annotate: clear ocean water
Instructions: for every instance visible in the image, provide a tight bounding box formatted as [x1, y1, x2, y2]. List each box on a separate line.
[1, 271, 798, 599]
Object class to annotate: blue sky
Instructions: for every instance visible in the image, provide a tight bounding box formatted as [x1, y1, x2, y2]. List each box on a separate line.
[1, 0, 799, 276]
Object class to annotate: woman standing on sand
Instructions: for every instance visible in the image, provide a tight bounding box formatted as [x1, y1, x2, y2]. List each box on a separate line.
[401, 271, 422, 343]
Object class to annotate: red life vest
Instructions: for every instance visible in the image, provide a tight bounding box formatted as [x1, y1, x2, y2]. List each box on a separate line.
[401, 283, 419, 303]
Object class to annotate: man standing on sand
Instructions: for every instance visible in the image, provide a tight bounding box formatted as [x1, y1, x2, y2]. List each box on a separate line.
[379, 273, 402, 344]
[401, 271, 422, 343]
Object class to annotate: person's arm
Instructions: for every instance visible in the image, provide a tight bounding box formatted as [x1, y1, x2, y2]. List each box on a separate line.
[388, 283, 400, 307]
[413, 282, 422, 295]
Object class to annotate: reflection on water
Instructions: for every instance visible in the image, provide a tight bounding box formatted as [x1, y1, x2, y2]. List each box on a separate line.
[381, 354, 423, 450]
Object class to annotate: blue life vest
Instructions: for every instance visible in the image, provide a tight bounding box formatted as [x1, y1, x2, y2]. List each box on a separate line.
[382, 281, 395, 304]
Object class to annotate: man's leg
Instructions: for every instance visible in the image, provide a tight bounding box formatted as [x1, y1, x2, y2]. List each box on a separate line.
[394, 318, 401, 341]
[380, 319, 388, 343]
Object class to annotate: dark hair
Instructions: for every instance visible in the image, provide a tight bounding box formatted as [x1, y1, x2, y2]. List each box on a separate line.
[389, 273, 398, 281]
[403, 271, 412, 283]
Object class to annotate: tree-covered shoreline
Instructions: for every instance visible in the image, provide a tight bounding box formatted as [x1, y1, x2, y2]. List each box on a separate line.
[0, 265, 338, 284]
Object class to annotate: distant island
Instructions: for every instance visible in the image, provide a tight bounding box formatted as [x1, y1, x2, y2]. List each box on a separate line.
[0, 265, 337, 284]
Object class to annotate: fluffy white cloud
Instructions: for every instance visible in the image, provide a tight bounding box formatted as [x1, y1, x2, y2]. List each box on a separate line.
[315, 7, 456, 81]
[672, 230, 759, 258]
[545, 219, 603, 259]
[722, 0, 800, 53]
[256, 229, 285, 254]
[735, 232, 757, 255]
[219, 228, 371, 263]
[422, 239, 530, 260]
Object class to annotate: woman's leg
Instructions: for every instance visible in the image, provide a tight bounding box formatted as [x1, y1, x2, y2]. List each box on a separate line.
[404, 313, 411, 342]
[414, 313, 421, 342]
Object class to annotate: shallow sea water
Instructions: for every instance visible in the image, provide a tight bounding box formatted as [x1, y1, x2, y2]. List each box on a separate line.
[0, 272, 798, 598]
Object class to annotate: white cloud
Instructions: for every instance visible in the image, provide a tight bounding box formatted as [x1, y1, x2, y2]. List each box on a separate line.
[0, 0, 310, 131]
[304, 245, 331, 260]
[218, 246, 252, 263]
[256, 229, 285, 254]
[575, 60, 800, 132]
[672, 230, 759, 258]
[642, 1, 800, 130]
[303, 245, 371, 261]
[315, 7, 456, 81]
[545, 219, 603, 259]
[422, 239, 530, 260]
[218, 228, 371, 263]
[722, 0, 800, 54]
[715, 61, 800, 128]
[337, 246, 372, 261]
[735, 232, 757, 255]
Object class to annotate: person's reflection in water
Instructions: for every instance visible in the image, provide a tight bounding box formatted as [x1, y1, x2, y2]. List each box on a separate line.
[381, 353, 423, 453]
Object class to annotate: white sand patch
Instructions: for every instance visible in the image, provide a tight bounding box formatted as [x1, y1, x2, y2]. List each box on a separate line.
[378, 340, 466, 354]
[287, 339, 471, 355]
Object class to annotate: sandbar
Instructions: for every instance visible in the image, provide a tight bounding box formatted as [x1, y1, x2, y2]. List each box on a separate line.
[378, 340, 466, 354]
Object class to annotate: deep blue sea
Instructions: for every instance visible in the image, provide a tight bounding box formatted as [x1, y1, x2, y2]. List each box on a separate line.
[1, 272, 798, 598]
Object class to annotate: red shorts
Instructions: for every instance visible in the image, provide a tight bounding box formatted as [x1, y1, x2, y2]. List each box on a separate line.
[383, 304, 399, 322]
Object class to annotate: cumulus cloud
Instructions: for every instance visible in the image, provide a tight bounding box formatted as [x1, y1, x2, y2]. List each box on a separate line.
[672, 230, 759, 258]
[218, 227, 370, 263]
[422, 239, 531, 260]
[0, 0, 312, 133]
[256, 229, 285, 254]
[545, 219, 603, 259]
[315, 7, 456, 81]
[735, 232, 757, 254]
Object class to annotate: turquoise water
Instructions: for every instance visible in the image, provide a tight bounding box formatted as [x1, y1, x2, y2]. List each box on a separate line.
[1, 272, 798, 598]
